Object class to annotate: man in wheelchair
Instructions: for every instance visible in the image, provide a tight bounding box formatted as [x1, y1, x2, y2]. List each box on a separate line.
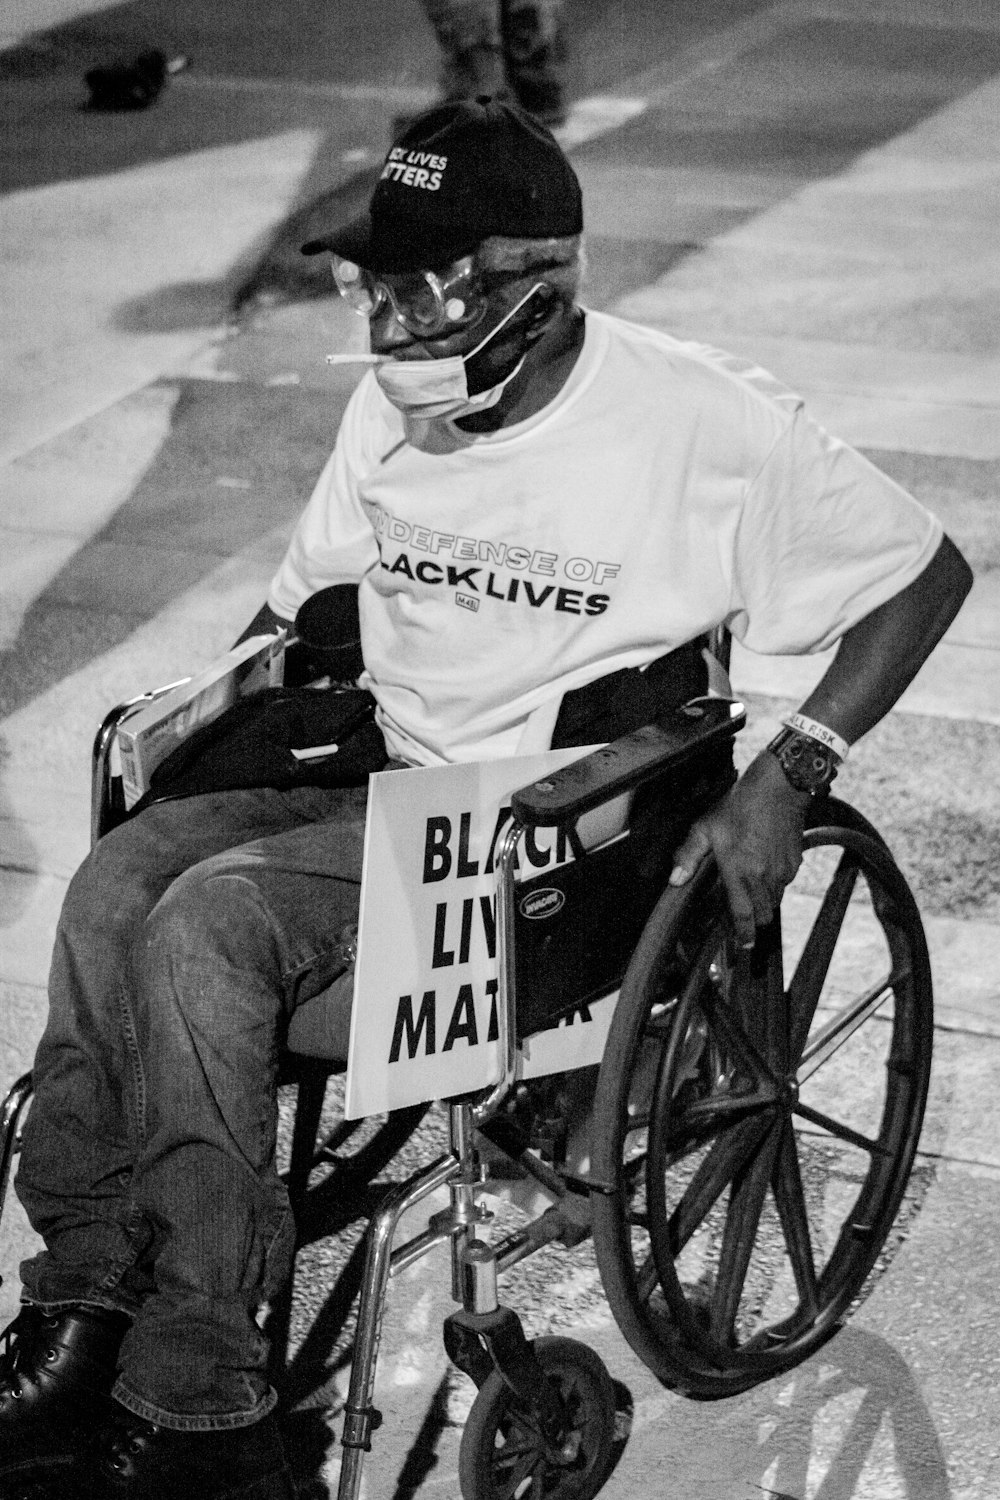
[0, 97, 972, 1499]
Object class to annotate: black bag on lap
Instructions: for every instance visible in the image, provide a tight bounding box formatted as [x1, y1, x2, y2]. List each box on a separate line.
[131, 585, 387, 810]
[133, 686, 388, 810]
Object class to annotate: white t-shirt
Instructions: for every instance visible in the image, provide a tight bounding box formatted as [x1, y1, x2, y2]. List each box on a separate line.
[269, 310, 941, 767]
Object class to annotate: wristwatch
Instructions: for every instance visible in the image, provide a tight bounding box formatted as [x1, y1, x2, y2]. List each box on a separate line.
[767, 727, 840, 796]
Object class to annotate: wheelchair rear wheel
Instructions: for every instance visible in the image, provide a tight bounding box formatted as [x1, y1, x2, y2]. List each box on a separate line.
[590, 799, 933, 1396]
[458, 1336, 617, 1500]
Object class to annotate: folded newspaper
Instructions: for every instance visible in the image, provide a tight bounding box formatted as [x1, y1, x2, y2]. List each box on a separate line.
[116, 632, 286, 808]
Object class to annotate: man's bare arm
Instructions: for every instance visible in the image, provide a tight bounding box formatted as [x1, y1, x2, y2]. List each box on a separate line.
[794, 532, 973, 744]
[670, 533, 974, 946]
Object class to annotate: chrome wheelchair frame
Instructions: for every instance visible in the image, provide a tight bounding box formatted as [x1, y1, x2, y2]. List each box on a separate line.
[0, 660, 935, 1500]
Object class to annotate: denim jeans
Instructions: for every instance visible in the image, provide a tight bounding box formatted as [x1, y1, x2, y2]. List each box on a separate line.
[16, 783, 368, 1431]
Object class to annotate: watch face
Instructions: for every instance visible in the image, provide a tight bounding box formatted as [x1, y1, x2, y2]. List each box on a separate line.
[771, 731, 837, 793]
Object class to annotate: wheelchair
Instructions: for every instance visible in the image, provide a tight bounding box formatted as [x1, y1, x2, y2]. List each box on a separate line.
[0, 620, 934, 1500]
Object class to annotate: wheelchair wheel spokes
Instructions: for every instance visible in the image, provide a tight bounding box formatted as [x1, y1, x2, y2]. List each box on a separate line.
[796, 966, 905, 1087]
[786, 849, 860, 1062]
[661, 1112, 775, 1260]
[770, 1117, 820, 1323]
[613, 933, 776, 1329]
[650, 939, 784, 1177]
[648, 1084, 792, 1372]
[706, 1113, 786, 1348]
[591, 813, 933, 1396]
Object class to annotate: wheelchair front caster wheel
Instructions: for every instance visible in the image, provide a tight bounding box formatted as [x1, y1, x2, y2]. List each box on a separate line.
[458, 1335, 617, 1500]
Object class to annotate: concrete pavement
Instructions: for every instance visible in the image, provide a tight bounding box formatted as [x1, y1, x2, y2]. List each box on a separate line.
[1, 0, 999, 1496]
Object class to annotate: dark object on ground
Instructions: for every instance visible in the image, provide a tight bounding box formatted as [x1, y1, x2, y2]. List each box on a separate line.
[83, 49, 188, 111]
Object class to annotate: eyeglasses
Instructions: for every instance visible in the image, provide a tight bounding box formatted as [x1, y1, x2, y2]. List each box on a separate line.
[331, 254, 485, 338]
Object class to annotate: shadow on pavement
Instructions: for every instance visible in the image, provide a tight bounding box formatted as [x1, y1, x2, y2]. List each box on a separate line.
[745, 1325, 950, 1499]
[0, 379, 344, 721]
[276, 1310, 951, 1499]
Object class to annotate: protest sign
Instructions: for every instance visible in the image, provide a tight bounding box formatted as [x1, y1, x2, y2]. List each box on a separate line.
[344, 750, 626, 1118]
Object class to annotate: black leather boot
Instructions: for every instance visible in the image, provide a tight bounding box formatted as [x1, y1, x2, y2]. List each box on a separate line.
[0, 1304, 130, 1484]
[85, 1402, 297, 1498]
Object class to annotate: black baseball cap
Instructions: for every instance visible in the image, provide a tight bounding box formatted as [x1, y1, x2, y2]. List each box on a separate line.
[302, 95, 583, 273]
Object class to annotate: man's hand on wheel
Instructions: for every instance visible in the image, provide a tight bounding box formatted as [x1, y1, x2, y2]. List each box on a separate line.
[668, 750, 812, 948]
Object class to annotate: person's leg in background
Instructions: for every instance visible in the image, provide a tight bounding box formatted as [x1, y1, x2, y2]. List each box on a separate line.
[418, 0, 507, 102]
[415, 0, 567, 125]
[502, 0, 568, 125]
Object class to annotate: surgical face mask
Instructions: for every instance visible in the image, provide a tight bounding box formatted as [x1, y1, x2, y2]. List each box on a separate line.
[372, 283, 549, 422]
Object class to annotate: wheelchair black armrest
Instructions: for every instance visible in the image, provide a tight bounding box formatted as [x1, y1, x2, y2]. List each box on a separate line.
[511, 697, 746, 828]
